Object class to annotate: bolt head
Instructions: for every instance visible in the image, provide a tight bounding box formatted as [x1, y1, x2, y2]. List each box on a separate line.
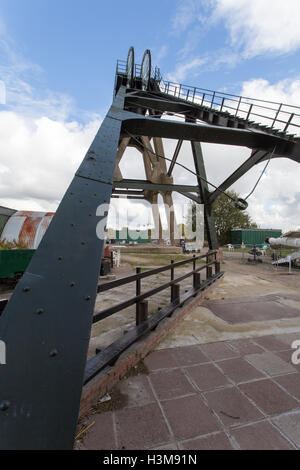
[0, 400, 10, 411]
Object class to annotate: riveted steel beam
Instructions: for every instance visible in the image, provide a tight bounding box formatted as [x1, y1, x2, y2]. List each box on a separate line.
[113, 179, 199, 193]
[0, 87, 127, 450]
[191, 141, 218, 250]
[208, 149, 268, 205]
[122, 116, 300, 160]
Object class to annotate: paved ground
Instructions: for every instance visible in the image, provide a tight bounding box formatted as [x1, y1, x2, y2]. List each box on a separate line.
[77, 258, 300, 450]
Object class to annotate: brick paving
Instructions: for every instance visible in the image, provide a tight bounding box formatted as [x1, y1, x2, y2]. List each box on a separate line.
[80, 333, 300, 450]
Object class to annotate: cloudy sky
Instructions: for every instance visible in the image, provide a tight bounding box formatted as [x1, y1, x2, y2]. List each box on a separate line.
[0, 0, 299, 231]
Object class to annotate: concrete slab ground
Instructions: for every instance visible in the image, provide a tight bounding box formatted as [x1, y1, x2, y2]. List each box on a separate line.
[77, 258, 300, 450]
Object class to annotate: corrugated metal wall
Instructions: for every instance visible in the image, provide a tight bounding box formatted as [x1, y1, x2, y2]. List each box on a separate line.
[231, 229, 282, 245]
[0, 211, 54, 249]
[0, 206, 17, 238]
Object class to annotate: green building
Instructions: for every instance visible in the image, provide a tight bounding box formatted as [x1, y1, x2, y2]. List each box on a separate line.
[231, 228, 282, 246]
[115, 228, 150, 244]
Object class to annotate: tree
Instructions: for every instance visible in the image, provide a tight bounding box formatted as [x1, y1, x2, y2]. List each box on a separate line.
[185, 191, 257, 246]
[211, 190, 257, 246]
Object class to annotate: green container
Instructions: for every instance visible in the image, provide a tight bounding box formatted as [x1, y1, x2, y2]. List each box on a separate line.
[116, 229, 149, 244]
[231, 229, 282, 246]
[0, 249, 35, 279]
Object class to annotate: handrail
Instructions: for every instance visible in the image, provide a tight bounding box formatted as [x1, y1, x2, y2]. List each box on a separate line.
[115, 59, 300, 135]
[84, 251, 222, 383]
[94, 251, 218, 323]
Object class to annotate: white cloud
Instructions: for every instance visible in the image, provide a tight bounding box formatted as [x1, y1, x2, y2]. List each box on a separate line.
[212, 0, 300, 58]
[166, 57, 207, 83]
[0, 24, 102, 212]
[171, 0, 207, 34]
[170, 0, 300, 76]
[241, 78, 300, 103]
[0, 111, 100, 211]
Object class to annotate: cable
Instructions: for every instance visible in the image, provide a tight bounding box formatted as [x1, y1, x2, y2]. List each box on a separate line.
[124, 133, 277, 208]
[244, 147, 275, 201]
[125, 130, 238, 204]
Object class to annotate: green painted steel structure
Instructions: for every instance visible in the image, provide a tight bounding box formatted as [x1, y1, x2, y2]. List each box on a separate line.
[231, 228, 282, 246]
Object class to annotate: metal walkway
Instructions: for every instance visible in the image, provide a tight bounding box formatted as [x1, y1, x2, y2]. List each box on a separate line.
[117, 58, 300, 140]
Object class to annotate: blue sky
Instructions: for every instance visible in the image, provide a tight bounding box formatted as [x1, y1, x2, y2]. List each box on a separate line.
[1, 0, 300, 118]
[0, 0, 299, 231]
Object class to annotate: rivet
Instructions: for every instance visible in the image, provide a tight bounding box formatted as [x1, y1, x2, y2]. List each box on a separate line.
[0, 400, 10, 411]
[81, 242, 85, 245]
[50, 349, 58, 357]
[58, 257, 63, 261]
[85, 296, 91, 301]
[36, 308, 44, 315]
[70, 282, 75, 287]
[23, 287, 30, 292]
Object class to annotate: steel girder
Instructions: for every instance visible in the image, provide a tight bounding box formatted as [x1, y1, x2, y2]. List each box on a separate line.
[113, 179, 199, 193]
[208, 149, 269, 205]
[121, 116, 300, 160]
[191, 141, 218, 250]
[0, 88, 127, 450]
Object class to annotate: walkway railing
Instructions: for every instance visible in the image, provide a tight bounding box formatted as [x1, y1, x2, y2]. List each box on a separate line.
[159, 80, 300, 135]
[84, 251, 223, 383]
[116, 59, 300, 136]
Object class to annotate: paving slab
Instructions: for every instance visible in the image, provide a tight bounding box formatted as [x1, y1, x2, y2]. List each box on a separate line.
[273, 373, 300, 401]
[245, 351, 297, 376]
[217, 357, 265, 384]
[185, 363, 230, 391]
[239, 379, 299, 415]
[118, 375, 155, 409]
[253, 335, 292, 351]
[172, 345, 208, 366]
[115, 403, 171, 450]
[230, 420, 295, 450]
[180, 432, 234, 450]
[83, 412, 116, 450]
[161, 395, 221, 440]
[227, 338, 264, 355]
[200, 342, 239, 361]
[275, 350, 300, 371]
[203, 386, 263, 427]
[144, 349, 178, 371]
[149, 369, 195, 400]
[272, 412, 300, 447]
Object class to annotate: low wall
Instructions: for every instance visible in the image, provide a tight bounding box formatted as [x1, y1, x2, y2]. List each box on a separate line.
[79, 273, 224, 418]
